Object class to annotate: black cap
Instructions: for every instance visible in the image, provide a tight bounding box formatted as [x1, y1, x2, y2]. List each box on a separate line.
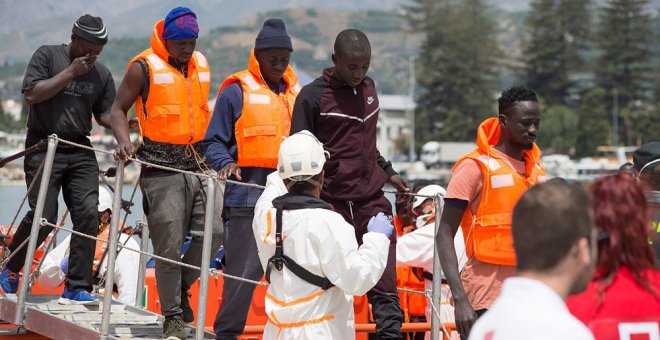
[633, 142, 660, 173]
[72, 14, 108, 45]
[255, 18, 293, 51]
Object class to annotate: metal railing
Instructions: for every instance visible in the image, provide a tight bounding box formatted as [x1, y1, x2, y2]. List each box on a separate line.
[2, 134, 450, 340]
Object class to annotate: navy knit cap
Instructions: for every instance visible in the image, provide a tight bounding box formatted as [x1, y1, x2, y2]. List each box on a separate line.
[162, 7, 199, 40]
[255, 18, 293, 51]
[72, 14, 108, 45]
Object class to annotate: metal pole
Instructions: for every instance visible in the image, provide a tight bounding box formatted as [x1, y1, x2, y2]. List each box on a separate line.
[430, 194, 442, 340]
[408, 55, 416, 162]
[100, 160, 125, 339]
[135, 219, 149, 308]
[195, 177, 216, 339]
[14, 135, 58, 325]
[612, 88, 619, 147]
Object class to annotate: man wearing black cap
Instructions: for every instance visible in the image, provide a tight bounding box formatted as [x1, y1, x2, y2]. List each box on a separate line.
[110, 7, 223, 339]
[632, 142, 660, 265]
[0, 14, 117, 305]
[202, 18, 301, 339]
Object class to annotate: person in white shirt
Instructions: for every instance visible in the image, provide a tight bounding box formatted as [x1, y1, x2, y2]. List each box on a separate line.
[396, 184, 466, 336]
[39, 186, 141, 305]
[252, 130, 393, 339]
[469, 178, 596, 340]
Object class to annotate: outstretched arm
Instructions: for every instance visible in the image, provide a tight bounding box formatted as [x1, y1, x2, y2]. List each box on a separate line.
[109, 62, 145, 160]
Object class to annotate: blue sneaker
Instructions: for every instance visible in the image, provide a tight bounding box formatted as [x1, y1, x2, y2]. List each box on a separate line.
[58, 288, 99, 305]
[0, 268, 18, 294]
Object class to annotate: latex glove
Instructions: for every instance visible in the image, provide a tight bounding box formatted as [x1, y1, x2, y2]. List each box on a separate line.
[367, 212, 394, 238]
[60, 256, 69, 274]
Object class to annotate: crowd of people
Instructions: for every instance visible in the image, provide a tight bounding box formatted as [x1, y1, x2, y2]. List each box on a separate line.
[0, 6, 658, 340]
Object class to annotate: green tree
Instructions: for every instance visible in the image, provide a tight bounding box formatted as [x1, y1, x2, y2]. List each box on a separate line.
[575, 87, 610, 157]
[537, 104, 579, 154]
[522, 0, 592, 105]
[405, 0, 500, 146]
[595, 0, 655, 145]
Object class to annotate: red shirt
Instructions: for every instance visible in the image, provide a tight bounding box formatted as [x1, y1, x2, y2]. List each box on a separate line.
[567, 267, 660, 324]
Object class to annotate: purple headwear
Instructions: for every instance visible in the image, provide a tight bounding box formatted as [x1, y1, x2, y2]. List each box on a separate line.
[162, 7, 199, 40]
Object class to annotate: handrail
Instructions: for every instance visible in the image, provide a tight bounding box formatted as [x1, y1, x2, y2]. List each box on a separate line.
[5, 135, 448, 340]
[0, 140, 47, 168]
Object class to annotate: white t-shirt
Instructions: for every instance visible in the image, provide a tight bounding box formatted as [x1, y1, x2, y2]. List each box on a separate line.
[469, 277, 594, 340]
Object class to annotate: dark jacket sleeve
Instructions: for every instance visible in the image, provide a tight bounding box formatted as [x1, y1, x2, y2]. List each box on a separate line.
[290, 84, 321, 134]
[377, 151, 397, 177]
[202, 82, 243, 171]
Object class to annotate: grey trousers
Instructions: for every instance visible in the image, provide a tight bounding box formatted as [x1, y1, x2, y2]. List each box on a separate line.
[140, 172, 224, 317]
[213, 209, 264, 339]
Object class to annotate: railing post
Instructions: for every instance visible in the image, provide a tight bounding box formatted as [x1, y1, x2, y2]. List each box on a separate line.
[431, 194, 442, 340]
[135, 219, 149, 308]
[195, 176, 216, 340]
[100, 160, 125, 339]
[14, 135, 58, 325]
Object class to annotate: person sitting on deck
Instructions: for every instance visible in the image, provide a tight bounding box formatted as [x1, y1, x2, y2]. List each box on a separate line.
[38, 186, 140, 305]
[396, 184, 466, 340]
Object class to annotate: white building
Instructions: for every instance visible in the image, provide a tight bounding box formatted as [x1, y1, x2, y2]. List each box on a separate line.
[2, 99, 22, 120]
[376, 94, 415, 161]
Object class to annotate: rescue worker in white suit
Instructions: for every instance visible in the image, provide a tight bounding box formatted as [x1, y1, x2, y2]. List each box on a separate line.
[396, 184, 467, 339]
[39, 186, 140, 305]
[253, 130, 394, 339]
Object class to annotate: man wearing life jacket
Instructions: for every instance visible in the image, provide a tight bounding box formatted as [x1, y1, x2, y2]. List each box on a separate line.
[38, 186, 140, 306]
[110, 7, 223, 340]
[435, 86, 546, 338]
[397, 185, 467, 340]
[202, 19, 300, 339]
[290, 28, 409, 339]
[253, 131, 393, 339]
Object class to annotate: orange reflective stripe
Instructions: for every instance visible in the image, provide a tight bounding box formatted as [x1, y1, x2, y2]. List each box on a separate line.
[269, 311, 334, 329]
[266, 290, 325, 307]
[264, 208, 273, 244]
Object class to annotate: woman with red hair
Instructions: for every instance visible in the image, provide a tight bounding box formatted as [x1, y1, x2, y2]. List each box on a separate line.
[567, 173, 660, 337]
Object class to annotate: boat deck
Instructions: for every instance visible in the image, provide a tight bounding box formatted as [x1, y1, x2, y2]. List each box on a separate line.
[0, 294, 214, 339]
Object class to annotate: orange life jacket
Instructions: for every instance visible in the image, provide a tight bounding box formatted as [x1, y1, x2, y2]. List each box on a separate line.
[394, 222, 427, 319]
[92, 227, 110, 274]
[456, 117, 546, 266]
[130, 19, 212, 145]
[220, 49, 300, 169]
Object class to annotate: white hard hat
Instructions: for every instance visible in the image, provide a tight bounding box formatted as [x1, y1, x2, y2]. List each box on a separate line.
[412, 184, 446, 209]
[278, 130, 327, 181]
[98, 186, 113, 213]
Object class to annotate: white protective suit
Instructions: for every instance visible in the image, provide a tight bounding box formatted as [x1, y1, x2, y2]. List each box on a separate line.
[253, 172, 391, 339]
[396, 217, 467, 337]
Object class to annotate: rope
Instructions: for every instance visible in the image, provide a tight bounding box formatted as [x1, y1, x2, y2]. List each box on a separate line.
[4, 159, 45, 237]
[424, 290, 451, 339]
[40, 219, 269, 287]
[53, 136, 436, 197]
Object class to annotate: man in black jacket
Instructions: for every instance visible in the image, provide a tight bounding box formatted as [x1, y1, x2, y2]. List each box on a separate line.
[290, 29, 408, 339]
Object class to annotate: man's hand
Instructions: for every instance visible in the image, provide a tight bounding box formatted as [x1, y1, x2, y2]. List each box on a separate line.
[68, 54, 97, 78]
[218, 162, 241, 181]
[454, 298, 478, 337]
[388, 174, 410, 192]
[114, 142, 136, 161]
